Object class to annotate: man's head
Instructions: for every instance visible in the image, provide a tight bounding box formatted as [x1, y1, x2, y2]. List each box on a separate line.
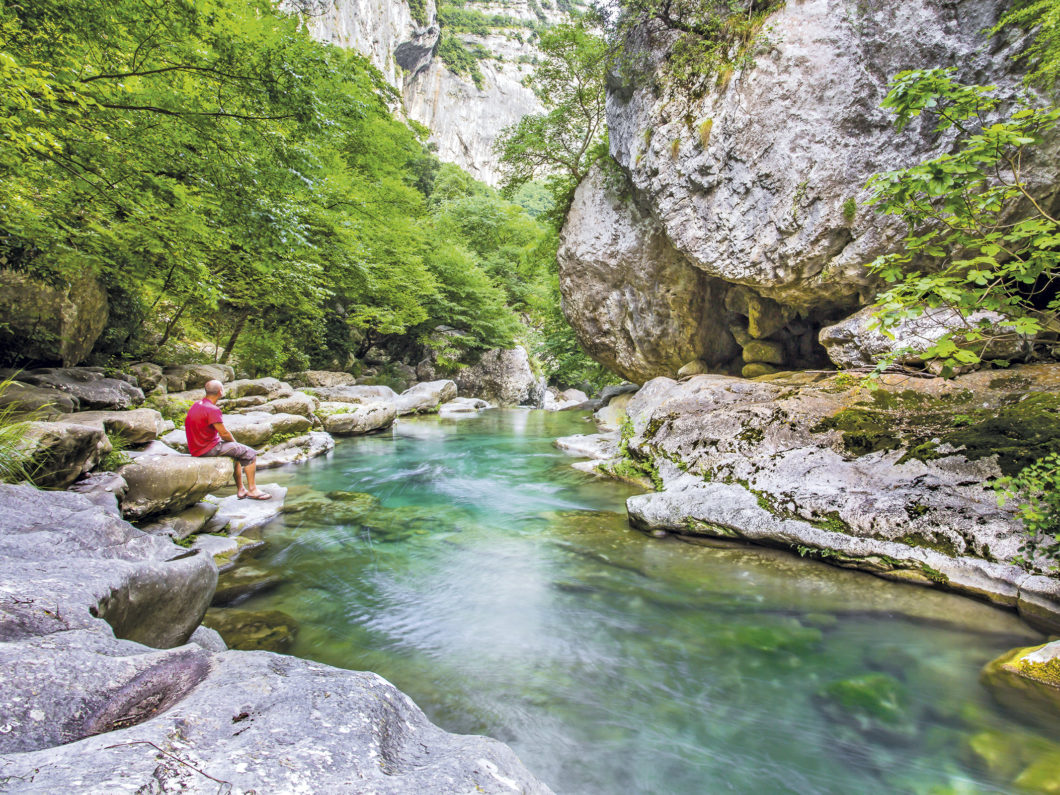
[204, 379, 224, 402]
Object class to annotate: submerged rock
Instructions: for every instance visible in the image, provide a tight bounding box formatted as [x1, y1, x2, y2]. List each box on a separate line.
[982, 640, 1060, 731]
[202, 607, 298, 653]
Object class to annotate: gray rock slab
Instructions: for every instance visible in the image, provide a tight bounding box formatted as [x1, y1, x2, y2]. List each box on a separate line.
[119, 455, 234, 520]
[203, 484, 286, 536]
[18, 367, 144, 410]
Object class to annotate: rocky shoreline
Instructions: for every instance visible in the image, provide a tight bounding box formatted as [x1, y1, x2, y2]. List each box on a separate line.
[558, 364, 1060, 633]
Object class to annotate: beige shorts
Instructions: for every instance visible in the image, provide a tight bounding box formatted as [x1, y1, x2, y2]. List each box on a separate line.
[202, 440, 257, 465]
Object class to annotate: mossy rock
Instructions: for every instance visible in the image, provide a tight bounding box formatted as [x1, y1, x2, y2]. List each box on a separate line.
[981, 641, 1060, 732]
[815, 672, 915, 741]
[202, 608, 298, 653]
[965, 728, 1060, 786]
[212, 565, 284, 606]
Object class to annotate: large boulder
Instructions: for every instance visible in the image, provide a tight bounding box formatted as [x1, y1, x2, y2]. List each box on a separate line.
[286, 370, 357, 388]
[307, 384, 400, 405]
[395, 380, 457, 415]
[320, 402, 397, 435]
[161, 364, 234, 392]
[17, 367, 144, 410]
[609, 364, 1060, 630]
[257, 431, 335, 469]
[56, 408, 166, 445]
[203, 484, 286, 536]
[21, 420, 106, 489]
[0, 484, 550, 793]
[242, 391, 318, 418]
[138, 501, 220, 541]
[558, 0, 1059, 381]
[119, 454, 235, 520]
[0, 269, 107, 366]
[0, 380, 78, 417]
[820, 305, 1031, 369]
[453, 346, 539, 406]
[125, 362, 164, 392]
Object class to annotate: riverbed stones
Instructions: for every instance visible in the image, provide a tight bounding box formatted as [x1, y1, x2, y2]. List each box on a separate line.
[17, 367, 144, 410]
[119, 454, 234, 519]
[56, 407, 166, 445]
[67, 471, 128, 516]
[609, 364, 1060, 628]
[395, 379, 458, 414]
[319, 401, 397, 435]
[440, 397, 492, 414]
[138, 501, 220, 541]
[0, 380, 78, 416]
[257, 431, 335, 469]
[21, 419, 106, 488]
[453, 346, 538, 406]
[982, 641, 1060, 730]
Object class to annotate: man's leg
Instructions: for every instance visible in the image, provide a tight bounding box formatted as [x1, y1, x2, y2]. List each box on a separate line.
[245, 461, 258, 495]
[234, 461, 247, 497]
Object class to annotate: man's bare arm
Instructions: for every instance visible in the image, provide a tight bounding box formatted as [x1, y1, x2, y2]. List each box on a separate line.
[211, 422, 236, 442]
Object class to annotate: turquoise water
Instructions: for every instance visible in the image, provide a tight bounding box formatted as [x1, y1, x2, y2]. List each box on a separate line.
[226, 410, 1059, 793]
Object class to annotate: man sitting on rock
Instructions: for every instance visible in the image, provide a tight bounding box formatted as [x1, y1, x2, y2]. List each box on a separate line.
[185, 379, 271, 500]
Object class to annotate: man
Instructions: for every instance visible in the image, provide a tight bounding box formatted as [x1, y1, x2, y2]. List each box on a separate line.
[184, 379, 271, 500]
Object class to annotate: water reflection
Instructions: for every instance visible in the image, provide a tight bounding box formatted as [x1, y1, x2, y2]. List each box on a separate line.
[229, 411, 1060, 794]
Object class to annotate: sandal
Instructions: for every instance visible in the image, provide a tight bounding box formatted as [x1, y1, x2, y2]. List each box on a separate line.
[246, 491, 272, 501]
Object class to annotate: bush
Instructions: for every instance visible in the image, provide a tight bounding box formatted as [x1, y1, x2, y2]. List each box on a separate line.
[0, 378, 38, 483]
[997, 453, 1060, 570]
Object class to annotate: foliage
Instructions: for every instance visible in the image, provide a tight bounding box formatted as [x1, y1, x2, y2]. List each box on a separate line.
[99, 432, 132, 472]
[997, 452, 1060, 569]
[994, 0, 1060, 90]
[610, 0, 784, 96]
[0, 378, 38, 483]
[866, 68, 1060, 376]
[495, 18, 610, 221]
[437, 31, 487, 88]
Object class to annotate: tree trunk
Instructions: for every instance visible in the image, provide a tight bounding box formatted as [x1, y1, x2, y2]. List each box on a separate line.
[155, 299, 190, 351]
[221, 310, 250, 364]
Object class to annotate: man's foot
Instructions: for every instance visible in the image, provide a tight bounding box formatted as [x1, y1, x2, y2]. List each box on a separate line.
[236, 489, 249, 500]
[246, 490, 272, 501]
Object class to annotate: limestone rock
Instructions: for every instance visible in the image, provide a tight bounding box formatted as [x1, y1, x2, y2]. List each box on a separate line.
[204, 484, 286, 536]
[741, 362, 780, 379]
[0, 269, 107, 366]
[56, 408, 165, 445]
[212, 566, 284, 606]
[21, 420, 105, 488]
[241, 391, 318, 418]
[555, 433, 620, 462]
[558, 164, 739, 382]
[741, 340, 785, 365]
[677, 360, 709, 377]
[285, 369, 357, 388]
[126, 362, 163, 392]
[119, 454, 234, 520]
[395, 379, 457, 415]
[439, 397, 492, 414]
[320, 402, 397, 435]
[203, 607, 298, 653]
[820, 305, 1030, 369]
[307, 383, 400, 404]
[257, 431, 335, 469]
[595, 391, 634, 432]
[0, 380, 78, 417]
[161, 364, 234, 392]
[18, 367, 144, 410]
[67, 471, 128, 516]
[982, 641, 1060, 731]
[138, 501, 220, 541]
[453, 346, 538, 406]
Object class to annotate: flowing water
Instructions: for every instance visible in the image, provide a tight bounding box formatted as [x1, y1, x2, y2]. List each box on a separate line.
[223, 410, 1059, 794]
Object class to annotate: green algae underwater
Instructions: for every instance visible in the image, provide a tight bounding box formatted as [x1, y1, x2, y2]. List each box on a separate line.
[224, 410, 1060, 793]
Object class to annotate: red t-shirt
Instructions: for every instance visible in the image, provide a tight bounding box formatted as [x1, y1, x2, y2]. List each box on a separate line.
[185, 398, 223, 456]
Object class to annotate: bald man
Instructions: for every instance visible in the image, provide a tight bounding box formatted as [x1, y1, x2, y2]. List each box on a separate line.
[184, 379, 270, 500]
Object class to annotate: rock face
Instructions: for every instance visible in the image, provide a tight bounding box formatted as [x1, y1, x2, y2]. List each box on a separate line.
[0, 484, 551, 794]
[0, 269, 108, 366]
[588, 364, 1060, 631]
[21, 420, 106, 488]
[453, 346, 538, 405]
[17, 367, 144, 410]
[559, 0, 1060, 381]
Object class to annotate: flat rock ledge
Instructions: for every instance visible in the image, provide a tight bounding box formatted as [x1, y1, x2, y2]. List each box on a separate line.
[0, 485, 551, 794]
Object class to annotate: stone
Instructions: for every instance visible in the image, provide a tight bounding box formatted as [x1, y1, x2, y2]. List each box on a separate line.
[125, 362, 163, 392]
[138, 501, 220, 541]
[17, 367, 144, 410]
[119, 454, 235, 520]
[0, 380, 78, 417]
[307, 384, 400, 405]
[56, 408, 165, 445]
[320, 402, 397, 435]
[595, 391, 634, 432]
[558, 164, 739, 382]
[161, 364, 234, 392]
[221, 378, 271, 398]
[217, 394, 266, 410]
[67, 471, 128, 516]
[453, 346, 539, 406]
[125, 440, 182, 459]
[741, 362, 779, 379]
[257, 431, 335, 469]
[677, 359, 709, 377]
[395, 379, 458, 415]
[982, 641, 1060, 731]
[213, 413, 274, 447]
[203, 484, 286, 536]
[285, 369, 357, 388]
[0, 483, 216, 649]
[607, 365, 1060, 625]
[555, 432, 620, 462]
[542, 389, 584, 411]
[820, 305, 1030, 369]
[212, 566, 284, 606]
[741, 339, 786, 365]
[439, 397, 492, 414]
[21, 420, 105, 489]
[559, 388, 589, 404]
[243, 391, 318, 418]
[191, 532, 263, 573]
[0, 485, 550, 793]
[203, 608, 297, 653]
[0, 269, 107, 366]
[160, 428, 189, 453]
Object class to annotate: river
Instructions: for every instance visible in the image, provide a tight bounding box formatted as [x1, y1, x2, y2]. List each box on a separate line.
[224, 409, 1058, 793]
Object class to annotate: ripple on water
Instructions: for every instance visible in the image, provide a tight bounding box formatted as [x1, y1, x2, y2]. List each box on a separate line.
[230, 410, 1060, 795]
